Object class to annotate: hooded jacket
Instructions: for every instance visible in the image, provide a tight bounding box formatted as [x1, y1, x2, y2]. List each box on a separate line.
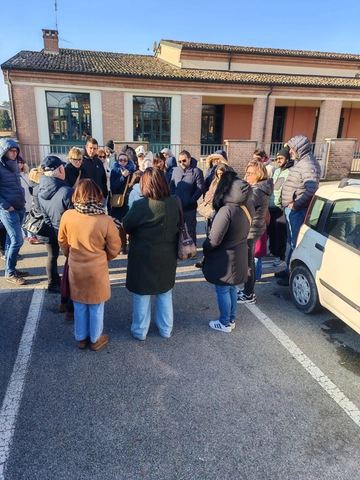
[170, 158, 205, 211]
[202, 172, 254, 286]
[281, 135, 321, 210]
[0, 138, 25, 211]
[65, 162, 89, 188]
[38, 175, 74, 233]
[165, 156, 177, 182]
[248, 177, 274, 241]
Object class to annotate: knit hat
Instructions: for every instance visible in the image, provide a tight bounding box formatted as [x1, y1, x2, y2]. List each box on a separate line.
[135, 145, 146, 156]
[214, 149, 228, 161]
[106, 140, 114, 151]
[276, 147, 290, 160]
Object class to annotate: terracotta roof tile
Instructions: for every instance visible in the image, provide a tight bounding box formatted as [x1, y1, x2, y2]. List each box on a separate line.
[162, 39, 360, 61]
[2, 48, 360, 89]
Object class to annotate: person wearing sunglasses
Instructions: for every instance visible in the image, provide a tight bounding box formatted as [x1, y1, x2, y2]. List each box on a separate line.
[97, 148, 111, 196]
[170, 150, 205, 249]
[110, 153, 136, 253]
[65, 147, 89, 188]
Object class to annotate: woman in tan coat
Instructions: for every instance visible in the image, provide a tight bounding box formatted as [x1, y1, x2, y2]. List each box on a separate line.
[58, 179, 120, 351]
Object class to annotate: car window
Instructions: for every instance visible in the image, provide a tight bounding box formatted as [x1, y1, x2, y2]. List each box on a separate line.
[305, 196, 327, 231]
[324, 199, 360, 251]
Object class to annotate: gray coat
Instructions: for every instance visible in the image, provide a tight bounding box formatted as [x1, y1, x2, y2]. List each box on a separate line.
[281, 135, 321, 210]
[202, 173, 254, 286]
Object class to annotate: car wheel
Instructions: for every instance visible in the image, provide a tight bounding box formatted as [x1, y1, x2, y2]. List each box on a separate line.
[290, 265, 321, 314]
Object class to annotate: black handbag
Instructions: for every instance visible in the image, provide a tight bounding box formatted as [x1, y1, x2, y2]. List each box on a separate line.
[23, 209, 49, 236]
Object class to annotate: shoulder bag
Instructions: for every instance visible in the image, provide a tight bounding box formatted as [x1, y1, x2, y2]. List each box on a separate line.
[197, 199, 215, 219]
[110, 176, 130, 208]
[174, 196, 197, 260]
[60, 258, 70, 298]
[23, 209, 49, 236]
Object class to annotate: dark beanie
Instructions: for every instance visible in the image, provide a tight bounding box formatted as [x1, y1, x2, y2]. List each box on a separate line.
[106, 140, 114, 150]
[277, 146, 290, 160]
[214, 149, 228, 161]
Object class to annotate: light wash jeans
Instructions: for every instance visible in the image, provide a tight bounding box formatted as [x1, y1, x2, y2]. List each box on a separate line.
[284, 206, 307, 273]
[0, 208, 25, 276]
[131, 289, 173, 340]
[215, 284, 237, 326]
[73, 301, 104, 343]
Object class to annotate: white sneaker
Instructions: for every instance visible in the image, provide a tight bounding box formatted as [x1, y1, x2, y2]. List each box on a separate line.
[209, 320, 232, 333]
[273, 258, 286, 267]
[229, 321, 236, 330]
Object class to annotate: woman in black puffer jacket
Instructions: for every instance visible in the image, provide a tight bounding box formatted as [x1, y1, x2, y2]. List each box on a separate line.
[237, 161, 273, 305]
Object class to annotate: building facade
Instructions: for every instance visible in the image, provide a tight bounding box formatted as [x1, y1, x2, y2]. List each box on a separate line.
[2, 29, 360, 174]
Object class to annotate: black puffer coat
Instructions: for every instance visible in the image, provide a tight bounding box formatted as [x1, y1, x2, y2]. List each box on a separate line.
[281, 134, 321, 210]
[202, 172, 254, 286]
[248, 178, 273, 242]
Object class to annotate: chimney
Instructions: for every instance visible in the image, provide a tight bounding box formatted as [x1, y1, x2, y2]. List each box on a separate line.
[42, 29, 59, 54]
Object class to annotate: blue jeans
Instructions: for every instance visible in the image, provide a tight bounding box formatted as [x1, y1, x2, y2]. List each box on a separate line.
[0, 208, 25, 276]
[132, 289, 173, 340]
[284, 206, 307, 273]
[215, 284, 237, 326]
[73, 301, 104, 343]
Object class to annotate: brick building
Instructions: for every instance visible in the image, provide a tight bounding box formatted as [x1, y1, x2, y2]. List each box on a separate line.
[2, 29, 360, 175]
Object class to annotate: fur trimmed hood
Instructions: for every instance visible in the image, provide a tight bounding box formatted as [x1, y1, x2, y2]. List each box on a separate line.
[206, 154, 229, 169]
[213, 171, 252, 212]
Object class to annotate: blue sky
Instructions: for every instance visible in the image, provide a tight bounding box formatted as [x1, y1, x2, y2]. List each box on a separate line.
[1, 0, 360, 102]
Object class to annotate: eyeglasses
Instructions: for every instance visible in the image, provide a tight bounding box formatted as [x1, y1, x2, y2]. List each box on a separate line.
[17, 160, 24, 163]
[119, 158, 128, 163]
[179, 160, 188, 164]
[71, 158, 82, 162]
[245, 172, 256, 176]
[98, 155, 106, 159]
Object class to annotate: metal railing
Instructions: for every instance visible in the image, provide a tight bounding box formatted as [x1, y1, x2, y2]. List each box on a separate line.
[18, 143, 225, 170]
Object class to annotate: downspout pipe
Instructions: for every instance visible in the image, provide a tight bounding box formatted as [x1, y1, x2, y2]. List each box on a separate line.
[228, 53, 233, 71]
[8, 71, 18, 139]
[262, 85, 273, 144]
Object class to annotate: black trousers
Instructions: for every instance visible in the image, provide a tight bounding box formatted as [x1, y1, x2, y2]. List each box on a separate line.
[45, 242, 60, 287]
[267, 210, 287, 260]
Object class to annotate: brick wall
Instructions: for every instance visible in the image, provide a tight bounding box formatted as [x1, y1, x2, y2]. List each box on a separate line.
[12, 85, 39, 145]
[316, 99, 342, 143]
[180, 95, 202, 160]
[101, 90, 124, 143]
[325, 138, 357, 180]
[224, 140, 257, 176]
[250, 96, 275, 143]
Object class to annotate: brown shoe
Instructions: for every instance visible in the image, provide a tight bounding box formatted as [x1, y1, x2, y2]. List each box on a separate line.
[65, 311, 74, 321]
[58, 303, 67, 313]
[91, 334, 109, 351]
[5, 273, 28, 285]
[77, 337, 90, 349]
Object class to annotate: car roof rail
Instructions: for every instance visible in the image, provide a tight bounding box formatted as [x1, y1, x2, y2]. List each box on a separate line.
[338, 178, 350, 188]
[338, 178, 360, 188]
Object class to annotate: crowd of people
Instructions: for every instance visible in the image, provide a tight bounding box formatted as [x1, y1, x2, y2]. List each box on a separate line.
[0, 134, 321, 348]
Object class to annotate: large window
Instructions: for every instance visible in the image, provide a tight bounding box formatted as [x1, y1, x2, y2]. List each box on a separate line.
[133, 96, 171, 150]
[201, 105, 223, 145]
[46, 92, 91, 145]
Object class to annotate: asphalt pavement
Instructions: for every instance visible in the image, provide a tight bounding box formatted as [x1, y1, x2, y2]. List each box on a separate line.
[2, 221, 360, 480]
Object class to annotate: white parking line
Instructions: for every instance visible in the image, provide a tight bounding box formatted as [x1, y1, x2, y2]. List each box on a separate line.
[247, 303, 360, 428]
[0, 288, 45, 480]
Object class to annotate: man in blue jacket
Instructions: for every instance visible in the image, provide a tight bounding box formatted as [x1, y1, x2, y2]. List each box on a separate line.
[0, 138, 28, 285]
[170, 150, 204, 248]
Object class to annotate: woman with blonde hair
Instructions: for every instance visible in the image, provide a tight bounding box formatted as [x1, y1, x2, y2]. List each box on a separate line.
[58, 179, 120, 351]
[237, 160, 273, 305]
[65, 147, 88, 187]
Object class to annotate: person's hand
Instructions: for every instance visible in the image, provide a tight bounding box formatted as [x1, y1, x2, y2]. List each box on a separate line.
[7, 206, 14, 212]
[288, 202, 295, 210]
[122, 169, 129, 177]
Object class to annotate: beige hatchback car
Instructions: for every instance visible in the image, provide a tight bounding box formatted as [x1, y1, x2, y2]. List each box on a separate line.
[289, 178, 360, 334]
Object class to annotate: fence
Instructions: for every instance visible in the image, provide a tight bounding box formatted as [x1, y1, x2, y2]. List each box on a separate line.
[18, 143, 224, 171]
